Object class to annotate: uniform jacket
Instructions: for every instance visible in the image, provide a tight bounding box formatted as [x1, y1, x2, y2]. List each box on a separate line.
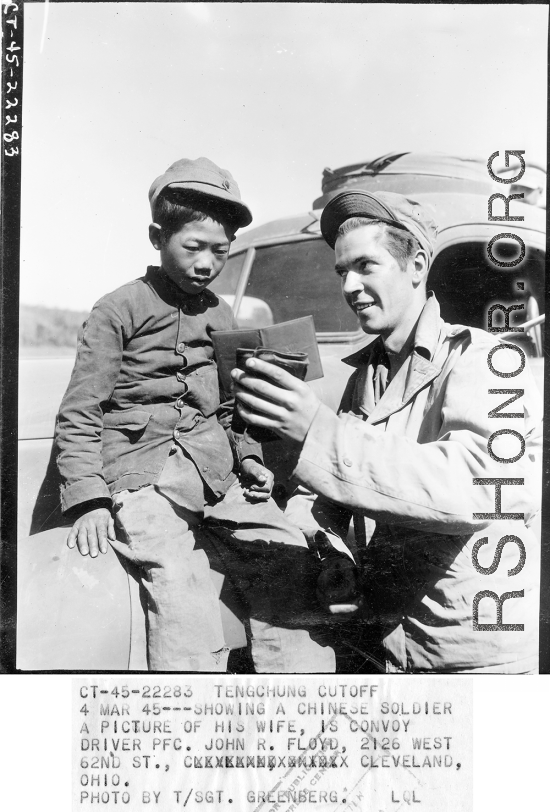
[286, 295, 542, 673]
[55, 266, 261, 513]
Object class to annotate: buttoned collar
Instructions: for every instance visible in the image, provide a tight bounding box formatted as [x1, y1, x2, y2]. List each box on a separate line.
[145, 265, 217, 313]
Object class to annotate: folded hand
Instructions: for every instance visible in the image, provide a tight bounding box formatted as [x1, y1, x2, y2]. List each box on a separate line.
[239, 457, 274, 502]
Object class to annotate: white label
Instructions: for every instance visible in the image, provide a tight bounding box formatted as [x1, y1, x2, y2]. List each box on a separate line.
[73, 677, 472, 812]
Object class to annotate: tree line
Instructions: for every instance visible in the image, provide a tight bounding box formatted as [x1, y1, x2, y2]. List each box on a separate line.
[20, 304, 88, 348]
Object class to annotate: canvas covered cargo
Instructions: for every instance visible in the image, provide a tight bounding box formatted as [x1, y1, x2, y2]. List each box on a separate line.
[313, 151, 546, 209]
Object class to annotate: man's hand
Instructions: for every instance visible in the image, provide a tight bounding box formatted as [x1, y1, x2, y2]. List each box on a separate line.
[231, 358, 321, 445]
[67, 508, 116, 558]
[239, 457, 274, 502]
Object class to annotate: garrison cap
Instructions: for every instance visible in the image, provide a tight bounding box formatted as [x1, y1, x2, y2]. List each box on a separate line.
[149, 157, 252, 229]
[320, 190, 437, 257]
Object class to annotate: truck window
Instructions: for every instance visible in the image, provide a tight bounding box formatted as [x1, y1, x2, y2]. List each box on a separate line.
[228, 239, 360, 333]
[430, 242, 545, 356]
[210, 251, 246, 298]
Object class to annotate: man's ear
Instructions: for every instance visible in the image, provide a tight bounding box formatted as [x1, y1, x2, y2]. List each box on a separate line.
[411, 248, 430, 287]
[149, 223, 163, 250]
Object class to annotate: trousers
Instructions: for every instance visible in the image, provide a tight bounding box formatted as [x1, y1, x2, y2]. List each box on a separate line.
[110, 445, 335, 673]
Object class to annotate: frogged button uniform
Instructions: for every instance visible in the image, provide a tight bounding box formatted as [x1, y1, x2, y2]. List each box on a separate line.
[56, 266, 335, 673]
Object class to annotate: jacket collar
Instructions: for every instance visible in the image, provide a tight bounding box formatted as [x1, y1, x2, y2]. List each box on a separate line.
[145, 266, 218, 312]
[342, 292, 441, 369]
[343, 293, 447, 424]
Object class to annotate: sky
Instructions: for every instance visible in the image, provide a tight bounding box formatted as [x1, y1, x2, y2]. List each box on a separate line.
[20, 2, 548, 311]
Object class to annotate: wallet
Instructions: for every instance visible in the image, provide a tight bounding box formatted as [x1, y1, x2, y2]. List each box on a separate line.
[232, 347, 309, 443]
[212, 315, 323, 395]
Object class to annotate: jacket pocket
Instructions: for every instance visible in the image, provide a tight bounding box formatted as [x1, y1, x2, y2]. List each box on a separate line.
[103, 410, 152, 432]
[102, 410, 156, 484]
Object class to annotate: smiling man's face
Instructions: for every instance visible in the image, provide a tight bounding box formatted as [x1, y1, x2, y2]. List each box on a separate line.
[334, 223, 419, 340]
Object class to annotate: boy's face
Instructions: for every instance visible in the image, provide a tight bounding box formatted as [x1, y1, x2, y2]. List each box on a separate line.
[149, 217, 234, 295]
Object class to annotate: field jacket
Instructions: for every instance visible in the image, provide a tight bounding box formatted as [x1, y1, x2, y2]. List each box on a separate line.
[55, 266, 261, 513]
[286, 295, 542, 673]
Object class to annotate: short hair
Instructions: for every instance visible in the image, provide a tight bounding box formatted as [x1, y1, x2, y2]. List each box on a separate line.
[336, 217, 423, 272]
[153, 189, 238, 241]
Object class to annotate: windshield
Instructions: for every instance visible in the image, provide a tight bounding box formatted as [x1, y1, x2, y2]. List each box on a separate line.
[210, 251, 246, 298]
[213, 239, 360, 333]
